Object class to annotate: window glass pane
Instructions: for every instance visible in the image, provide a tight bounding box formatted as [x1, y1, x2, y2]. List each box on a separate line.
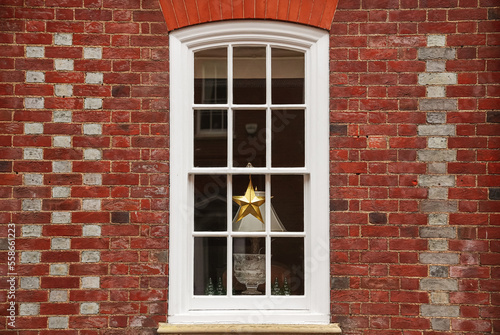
[271, 175, 304, 232]
[194, 237, 227, 295]
[194, 175, 227, 231]
[194, 110, 227, 167]
[271, 238, 304, 295]
[233, 47, 266, 104]
[233, 237, 266, 295]
[232, 174, 266, 232]
[194, 48, 227, 104]
[233, 110, 266, 167]
[272, 48, 304, 104]
[272, 109, 304, 167]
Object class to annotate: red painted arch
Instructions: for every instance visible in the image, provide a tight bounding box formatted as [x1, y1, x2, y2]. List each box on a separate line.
[158, 0, 339, 31]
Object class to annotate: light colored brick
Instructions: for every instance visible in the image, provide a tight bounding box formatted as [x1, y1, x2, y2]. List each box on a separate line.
[420, 226, 456, 238]
[55, 84, 73, 97]
[52, 212, 71, 224]
[24, 148, 44, 160]
[51, 238, 70, 250]
[85, 72, 103, 84]
[418, 175, 455, 187]
[81, 302, 99, 314]
[49, 290, 67, 302]
[429, 188, 448, 200]
[430, 265, 449, 277]
[53, 136, 71, 148]
[53, 161, 72, 173]
[55, 59, 74, 71]
[431, 318, 450, 331]
[26, 71, 45, 83]
[427, 35, 446, 47]
[84, 124, 102, 135]
[26, 46, 44, 58]
[426, 60, 446, 73]
[82, 199, 101, 211]
[428, 137, 447, 149]
[54, 33, 72, 46]
[428, 162, 446, 174]
[25, 174, 43, 186]
[53, 110, 72, 123]
[418, 48, 455, 60]
[420, 253, 459, 264]
[49, 316, 69, 329]
[420, 99, 458, 111]
[19, 303, 39, 316]
[22, 199, 42, 211]
[83, 225, 101, 237]
[429, 239, 449, 251]
[421, 200, 457, 213]
[429, 213, 448, 225]
[52, 186, 70, 198]
[84, 148, 102, 160]
[50, 264, 69, 276]
[83, 174, 102, 185]
[84, 98, 103, 110]
[420, 278, 458, 291]
[418, 150, 457, 162]
[82, 250, 100, 263]
[22, 225, 42, 237]
[24, 123, 44, 134]
[418, 73, 457, 85]
[21, 251, 40, 264]
[427, 86, 445, 97]
[426, 112, 446, 124]
[421, 305, 459, 317]
[83, 47, 102, 59]
[82, 277, 100, 288]
[25, 97, 44, 109]
[20, 277, 40, 289]
[431, 292, 450, 304]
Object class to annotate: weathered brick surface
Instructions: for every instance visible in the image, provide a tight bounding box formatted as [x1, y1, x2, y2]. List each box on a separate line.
[0, 0, 498, 334]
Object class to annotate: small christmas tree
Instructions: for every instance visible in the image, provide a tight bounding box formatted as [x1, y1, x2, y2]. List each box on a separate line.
[205, 278, 215, 295]
[272, 277, 283, 295]
[283, 277, 291, 295]
[216, 277, 226, 295]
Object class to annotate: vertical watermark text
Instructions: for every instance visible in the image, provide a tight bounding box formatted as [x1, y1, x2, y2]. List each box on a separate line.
[7, 223, 16, 328]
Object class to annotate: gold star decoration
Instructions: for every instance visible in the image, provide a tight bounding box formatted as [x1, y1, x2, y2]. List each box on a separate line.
[232, 177, 265, 223]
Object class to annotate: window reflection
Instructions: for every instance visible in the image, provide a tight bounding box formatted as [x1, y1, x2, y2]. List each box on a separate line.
[194, 175, 227, 231]
[233, 47, 266, 104]
[272, 48, 304, 104]
[272, 110, 304, 167]
[194, 237, 227, 295]
[194, 48, 227, 104]
[233, 110, 266, 167]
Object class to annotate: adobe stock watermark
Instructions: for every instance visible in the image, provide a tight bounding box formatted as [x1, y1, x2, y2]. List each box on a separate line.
[7, 223, 17, 328]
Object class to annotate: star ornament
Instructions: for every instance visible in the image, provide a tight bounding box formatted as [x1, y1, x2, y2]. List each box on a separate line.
[232, 177, 265, 223]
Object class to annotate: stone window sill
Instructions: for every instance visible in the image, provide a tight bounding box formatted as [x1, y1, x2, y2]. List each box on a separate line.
[157, 323, 342, 334]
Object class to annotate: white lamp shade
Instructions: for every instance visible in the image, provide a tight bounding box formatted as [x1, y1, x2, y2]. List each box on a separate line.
[232, 191, 286, 232]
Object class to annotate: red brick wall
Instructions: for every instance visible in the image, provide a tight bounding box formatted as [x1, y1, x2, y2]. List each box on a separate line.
[0, 0, 498, 334]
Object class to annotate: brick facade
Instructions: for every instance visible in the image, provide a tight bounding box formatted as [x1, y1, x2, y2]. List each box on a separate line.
[0, 0, 499, 334]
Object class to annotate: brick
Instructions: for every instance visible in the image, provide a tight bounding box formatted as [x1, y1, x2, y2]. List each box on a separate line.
[421, 305, 459, 317]
[420, 278, 458, 291]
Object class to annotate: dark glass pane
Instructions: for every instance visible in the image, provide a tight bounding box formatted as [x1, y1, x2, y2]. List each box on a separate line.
[233, 237, 266, 295]
[271, 175, 304, 232]
[271, 110, 304, 167]
[194, 237, 227, 295]
[194, 110, 227, 167]
[233, 110, 266, 167]
[233, 47, 266, 104]
[194, 175, 227, 231]
[194, 48, 227, 104]
[272, 48, 304, 104]
[271, 238, 304, 295]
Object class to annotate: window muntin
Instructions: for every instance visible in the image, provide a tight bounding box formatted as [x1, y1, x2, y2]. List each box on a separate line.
[169, 21, 329, 324]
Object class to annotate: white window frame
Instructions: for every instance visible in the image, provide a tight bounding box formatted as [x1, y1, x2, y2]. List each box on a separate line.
[169, 21, 330, 324]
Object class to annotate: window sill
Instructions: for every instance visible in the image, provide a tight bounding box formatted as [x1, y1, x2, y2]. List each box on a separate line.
[157, 323, 341, 334]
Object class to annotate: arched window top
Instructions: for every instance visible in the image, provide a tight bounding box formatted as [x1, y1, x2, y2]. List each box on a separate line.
[158, 0, 339, 32]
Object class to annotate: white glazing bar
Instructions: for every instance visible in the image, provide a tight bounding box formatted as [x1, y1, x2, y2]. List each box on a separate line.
[227, 174, 233, 297]
[265, 173, 271, 296]
[265, 44, 272, 170]
[188, 167, 310, 175]
[227, 45, 234, 169]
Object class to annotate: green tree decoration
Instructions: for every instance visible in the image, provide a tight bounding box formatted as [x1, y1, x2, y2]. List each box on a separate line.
[283, 277, 291, 295]
[216, 277, 226, 295]
[272, 277, 283, 295]
[205, 278, 215, 295]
